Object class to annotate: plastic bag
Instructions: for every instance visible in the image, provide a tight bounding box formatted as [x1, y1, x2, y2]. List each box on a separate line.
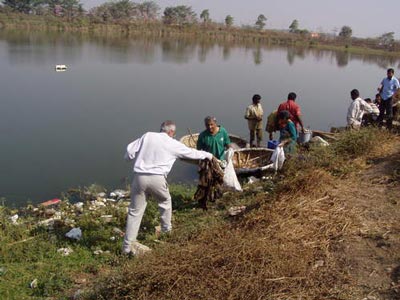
[270, 146, 285, 171]
[223, 149, 242, 191]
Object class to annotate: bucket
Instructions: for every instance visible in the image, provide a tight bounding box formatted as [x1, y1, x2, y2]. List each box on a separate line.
[267, 140, 279, 149]
[298, 130, 312, 144]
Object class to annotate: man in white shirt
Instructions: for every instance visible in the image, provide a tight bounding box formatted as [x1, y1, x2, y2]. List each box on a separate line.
[123, 120, 213, 255]
[347, 89, 372, 130]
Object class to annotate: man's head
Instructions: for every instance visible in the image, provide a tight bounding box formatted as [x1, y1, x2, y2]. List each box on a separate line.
[252, 94, 261, 104]
[375, 93, 382, 103]
[387, 68, 394, 79]
[365, 98, 372, 104]
[350, 89, 360, 100]
[288, 92, 297, 101]
[204, 116, 218, 135]
[160, 120, 176, 137]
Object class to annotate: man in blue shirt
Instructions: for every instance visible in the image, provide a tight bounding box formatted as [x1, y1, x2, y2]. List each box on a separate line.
[377, 68, 400, 129]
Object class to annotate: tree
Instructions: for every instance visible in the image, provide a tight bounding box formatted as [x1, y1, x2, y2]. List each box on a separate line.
[137, 1, 159, 20]
[2, 0, 44, 14]
[200, 9, 210, 24]
[163, 5, 197, 25]
[289, 19, 299, 33]
[378, 32, 395, 48]
[338, 25, 352, 39]
[255, 14, 267, 30]
[89, 0, 136, 21]
[225, 15, 233, 28]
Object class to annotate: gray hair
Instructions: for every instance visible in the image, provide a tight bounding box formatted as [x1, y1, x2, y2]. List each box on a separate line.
[204, 116, 217, 124]
[160, 120, 176, 133]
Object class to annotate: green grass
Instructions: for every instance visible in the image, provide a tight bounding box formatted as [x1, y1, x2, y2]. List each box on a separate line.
[0, 183, 238, 299]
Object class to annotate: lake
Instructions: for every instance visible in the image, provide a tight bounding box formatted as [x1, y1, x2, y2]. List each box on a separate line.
[1, 30, 399, 206]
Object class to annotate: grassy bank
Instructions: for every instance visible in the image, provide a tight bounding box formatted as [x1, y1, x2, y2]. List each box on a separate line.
[1, 12, 400, 58]
[1, 128, 399, 299]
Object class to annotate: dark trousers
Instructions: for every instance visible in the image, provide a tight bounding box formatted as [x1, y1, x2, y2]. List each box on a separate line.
[377, 97, 393, 129]
[250, 129, 263, 147]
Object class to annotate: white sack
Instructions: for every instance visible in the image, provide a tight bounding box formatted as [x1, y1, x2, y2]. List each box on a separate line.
[270, 146, 285, 171]
[223, 149, 242, 192]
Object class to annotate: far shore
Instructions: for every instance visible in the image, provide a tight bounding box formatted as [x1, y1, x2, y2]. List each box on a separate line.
[1, 12, 400, 58]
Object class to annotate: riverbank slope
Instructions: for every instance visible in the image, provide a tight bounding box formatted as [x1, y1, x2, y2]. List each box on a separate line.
[1, 128, 400, 299]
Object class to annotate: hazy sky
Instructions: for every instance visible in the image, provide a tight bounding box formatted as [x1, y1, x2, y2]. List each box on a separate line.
[82, 0, 400, 38]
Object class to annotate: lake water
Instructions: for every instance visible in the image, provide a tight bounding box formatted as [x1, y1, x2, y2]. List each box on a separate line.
[1, 30, 399, 206]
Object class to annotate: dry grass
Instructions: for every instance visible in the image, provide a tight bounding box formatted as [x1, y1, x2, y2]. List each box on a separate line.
[87, 128, 395, 300]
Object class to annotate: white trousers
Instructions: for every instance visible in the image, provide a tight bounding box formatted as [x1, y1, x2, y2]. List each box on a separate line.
[123, 174, 172, 253]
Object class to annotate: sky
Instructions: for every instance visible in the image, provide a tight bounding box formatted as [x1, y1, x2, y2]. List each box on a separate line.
[81, 0, 400, 39]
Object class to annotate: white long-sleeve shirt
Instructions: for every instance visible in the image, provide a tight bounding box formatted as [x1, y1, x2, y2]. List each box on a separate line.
[125, 132, 212, 176]
[347, 97, 373, 127]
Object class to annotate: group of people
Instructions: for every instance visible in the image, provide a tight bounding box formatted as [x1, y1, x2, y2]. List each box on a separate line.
[347, 68, 400, 130]
[121, 68, 399, 256]
[121, 92, 306, 255]
[244, 92, 304, 154]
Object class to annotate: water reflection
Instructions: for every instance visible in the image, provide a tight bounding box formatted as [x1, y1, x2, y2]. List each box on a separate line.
[1, 29, 399, 69]
[253, 47, 262, 65]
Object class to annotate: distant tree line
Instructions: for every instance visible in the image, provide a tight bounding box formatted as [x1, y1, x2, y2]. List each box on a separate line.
[0, 0, 398, 51]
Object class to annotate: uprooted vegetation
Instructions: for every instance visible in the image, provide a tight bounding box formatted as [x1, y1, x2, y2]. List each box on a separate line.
[1, 128, 399, 300]
[87, 128, 400, 300]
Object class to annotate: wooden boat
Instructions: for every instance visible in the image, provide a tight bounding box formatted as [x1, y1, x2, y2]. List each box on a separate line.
[179, 132, 274, 173]
[312, 129, 338, 141]
[232, 148, 274, 174]
[180, 133, 247, 149]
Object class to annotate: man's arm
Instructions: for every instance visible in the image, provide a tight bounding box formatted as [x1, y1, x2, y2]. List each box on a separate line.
[174, 141, 212, 160]
[377, 79, 384, 92]
[297, 115, 305, 132]
[124, 137, 142, 161]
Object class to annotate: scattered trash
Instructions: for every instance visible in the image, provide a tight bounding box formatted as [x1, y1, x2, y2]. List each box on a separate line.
[74, 202, 84, 209]
[130, 242, 151, 256]
[57, 247, 74, 256]
[10, 214, 18, 224]
[93, 249, 110, 255]
[310, 136, 330, 147]
[313, 260, 325, 269]
[228, 206, 246, 216]
[113, 227, 124, 237]
[65, 228, 82, 240]
[109, 189, 129, 199]
[100, 215, 113, 223]
[40, 198, 61, 207]
[97, 192, 106, 198]
[110, 236, 116, 241]
[30, 278, 38, 289]
[247, 176, 260, 184]
[44, 208, 56, 217]
[0, 267, 7, 276]
[37, 215, 62, 227]
[73, 289, 82, 300]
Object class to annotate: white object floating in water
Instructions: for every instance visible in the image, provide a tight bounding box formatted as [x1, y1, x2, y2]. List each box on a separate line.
[55, 64, 67, 72]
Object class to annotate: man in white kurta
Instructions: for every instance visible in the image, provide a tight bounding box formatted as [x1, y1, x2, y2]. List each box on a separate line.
[123, 120, 213, 255]
[347, 89, 372, 130]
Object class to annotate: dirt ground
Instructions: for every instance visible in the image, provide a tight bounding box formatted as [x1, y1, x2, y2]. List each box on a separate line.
[330, 138, 400, 300]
